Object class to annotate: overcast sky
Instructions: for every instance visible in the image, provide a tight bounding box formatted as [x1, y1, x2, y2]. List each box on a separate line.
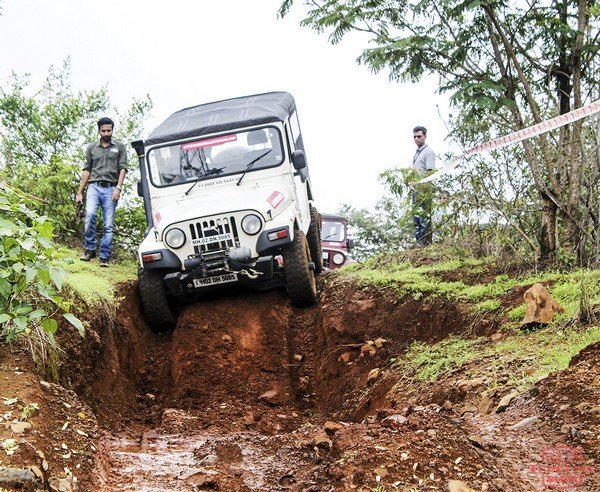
[0, 0, 454, 213]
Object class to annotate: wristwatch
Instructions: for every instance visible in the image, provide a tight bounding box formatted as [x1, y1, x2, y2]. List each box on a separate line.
[116, 185, 122, 191]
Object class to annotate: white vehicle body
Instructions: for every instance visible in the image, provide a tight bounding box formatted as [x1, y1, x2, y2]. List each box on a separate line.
[132, 92, 323, 330]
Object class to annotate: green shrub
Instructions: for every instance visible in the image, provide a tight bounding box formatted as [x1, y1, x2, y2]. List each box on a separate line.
[0, 186, 83, 362]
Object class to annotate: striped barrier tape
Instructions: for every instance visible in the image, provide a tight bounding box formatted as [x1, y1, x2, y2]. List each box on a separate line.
[417, 98, 600, 184]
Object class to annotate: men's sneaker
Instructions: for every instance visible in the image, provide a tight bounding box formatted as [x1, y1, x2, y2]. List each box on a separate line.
[99, 259, 109, 268]
[80, 250, 96, 261]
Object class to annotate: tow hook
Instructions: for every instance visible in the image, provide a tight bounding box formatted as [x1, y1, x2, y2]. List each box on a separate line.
[238, 268, 263, 280]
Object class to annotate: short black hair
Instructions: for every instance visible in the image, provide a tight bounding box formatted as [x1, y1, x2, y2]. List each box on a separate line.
[413, 126, 427, 135]
[97, 117, 114, 129]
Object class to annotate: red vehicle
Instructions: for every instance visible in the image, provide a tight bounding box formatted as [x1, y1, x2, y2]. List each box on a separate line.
[321, 213, 354, 269]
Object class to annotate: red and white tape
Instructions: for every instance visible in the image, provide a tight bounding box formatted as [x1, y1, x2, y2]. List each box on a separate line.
[418, 98, 600, 184]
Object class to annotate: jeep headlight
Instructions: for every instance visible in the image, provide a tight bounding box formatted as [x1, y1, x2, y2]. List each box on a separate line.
[241, 214, 262, 235]
[165, 228, 186, 249]
[332, 252, 345, 266]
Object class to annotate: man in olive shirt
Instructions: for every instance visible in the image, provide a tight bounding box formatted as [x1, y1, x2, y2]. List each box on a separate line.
[76, 117, 127, 266]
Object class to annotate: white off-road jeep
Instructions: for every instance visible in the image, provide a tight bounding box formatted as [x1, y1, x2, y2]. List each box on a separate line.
[131, 92, 322, 330]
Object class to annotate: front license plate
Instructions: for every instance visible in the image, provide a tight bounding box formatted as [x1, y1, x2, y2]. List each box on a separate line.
[192, 273, 238, 288]
[191, 233, 233, 246]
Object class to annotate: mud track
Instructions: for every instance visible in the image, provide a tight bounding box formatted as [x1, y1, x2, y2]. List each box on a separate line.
[54, 277, 599, 491]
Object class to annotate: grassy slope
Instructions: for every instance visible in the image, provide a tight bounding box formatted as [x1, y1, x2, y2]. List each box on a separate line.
[61, 247, 137, 303]
[339, 250, 600, 391]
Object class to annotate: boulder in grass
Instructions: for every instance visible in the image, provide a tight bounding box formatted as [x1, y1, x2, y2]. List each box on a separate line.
[521, 283, 564, 326]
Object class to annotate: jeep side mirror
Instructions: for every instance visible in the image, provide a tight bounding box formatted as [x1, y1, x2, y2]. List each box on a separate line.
[137, 180, 143, 197]
[291, 150, 307, 170]
[347, 238, 355, 250]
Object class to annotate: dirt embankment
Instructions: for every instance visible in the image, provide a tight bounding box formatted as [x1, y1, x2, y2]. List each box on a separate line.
[1, 274, 598, 491]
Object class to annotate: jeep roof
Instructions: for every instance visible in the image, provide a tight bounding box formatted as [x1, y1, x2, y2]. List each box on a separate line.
[145, 91, 297, 146]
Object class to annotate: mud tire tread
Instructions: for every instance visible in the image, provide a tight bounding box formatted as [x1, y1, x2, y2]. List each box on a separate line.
[138, 268, 178, 332]
[283, 230, 318, 307]
[307, 206, 324, 275]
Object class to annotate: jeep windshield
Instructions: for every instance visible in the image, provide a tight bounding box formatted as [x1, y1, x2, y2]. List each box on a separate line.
[147, 127, 284, 187]
[321, 220, 346, 242]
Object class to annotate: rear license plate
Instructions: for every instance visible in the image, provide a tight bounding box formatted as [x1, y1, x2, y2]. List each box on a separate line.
[192, 273, 238, 288]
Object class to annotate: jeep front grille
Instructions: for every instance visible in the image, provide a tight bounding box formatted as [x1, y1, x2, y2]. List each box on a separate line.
[189, 216, 239, 255]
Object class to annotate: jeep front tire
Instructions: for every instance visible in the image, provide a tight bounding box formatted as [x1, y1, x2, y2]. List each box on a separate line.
[283, 230, 318, 307]
[138, 268, 178, 332]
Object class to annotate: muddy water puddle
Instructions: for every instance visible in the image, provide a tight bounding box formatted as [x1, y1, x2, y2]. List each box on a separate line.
[100, 425, 313, 491]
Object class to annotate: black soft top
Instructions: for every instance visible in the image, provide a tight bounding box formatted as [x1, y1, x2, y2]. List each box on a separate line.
[145, 91, 296, 147]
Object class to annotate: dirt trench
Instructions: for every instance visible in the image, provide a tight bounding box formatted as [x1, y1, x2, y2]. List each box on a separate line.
[53, 276, 473, 491]
[52, 276, 599, 491]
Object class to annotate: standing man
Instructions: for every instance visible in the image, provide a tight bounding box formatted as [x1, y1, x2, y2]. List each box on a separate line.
[411, 126, 436, 245]
[76, 117, 127, 267]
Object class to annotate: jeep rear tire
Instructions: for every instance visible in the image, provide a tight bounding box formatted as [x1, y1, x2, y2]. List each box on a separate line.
[138, 268, 178, 332]
[283, 230, 318, 307]
[307, 206, 324, 274]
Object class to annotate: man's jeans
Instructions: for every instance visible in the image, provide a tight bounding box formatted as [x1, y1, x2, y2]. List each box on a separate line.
[412, 190, 432, 245]
[84, 183, 118, 260]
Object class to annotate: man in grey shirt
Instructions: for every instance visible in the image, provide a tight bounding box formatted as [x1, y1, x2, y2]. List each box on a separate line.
[411, 126, 436, 245]
[75, 117, 127, 266]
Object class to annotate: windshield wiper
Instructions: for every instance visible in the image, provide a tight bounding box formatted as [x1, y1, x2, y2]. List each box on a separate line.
[184, 167, 225, 196]
[237, 149, 272, 186]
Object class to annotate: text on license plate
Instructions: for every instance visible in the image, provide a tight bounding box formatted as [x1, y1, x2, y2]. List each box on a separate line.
[191, 233, 233, 246]
[193, 273, 238, 288]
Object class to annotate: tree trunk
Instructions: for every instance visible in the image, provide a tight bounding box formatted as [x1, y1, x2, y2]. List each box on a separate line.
[539, 193, 557, 262]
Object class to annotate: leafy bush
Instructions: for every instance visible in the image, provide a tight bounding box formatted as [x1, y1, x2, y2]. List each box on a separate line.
[0, 185, 83, 362]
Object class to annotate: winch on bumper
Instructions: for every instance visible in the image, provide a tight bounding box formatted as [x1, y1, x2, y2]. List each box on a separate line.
[162, 248, 284, 297]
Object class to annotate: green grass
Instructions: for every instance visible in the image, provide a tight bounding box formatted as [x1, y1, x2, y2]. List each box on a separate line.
[61, 248, 137, 302]
[342, 252, 600, 325]
[491, 325, 600, 388]
[507, 304, 526, 321]
[394, 336, 480, 382]
[473, 299, 501, 312]
[504, 270, 600, 323]
[392, 324, 600, 390]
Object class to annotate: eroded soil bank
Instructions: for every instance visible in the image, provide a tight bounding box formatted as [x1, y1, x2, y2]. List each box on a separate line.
[1, 273, 598, 491]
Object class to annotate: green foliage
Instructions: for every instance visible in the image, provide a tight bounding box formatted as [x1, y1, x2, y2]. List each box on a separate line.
[507, 304, 526, 322]
[549, 270, 600, 321]
[0, 59, 152, 253]
[473, 299, 501, 313]
[281, 0, 600, 264]
[344, 252, 489, 298]
[0, 185, 83, 360]
[114, 199, 147, 256]
[340, 168, 453, 260]
[20, 402, 39, 421]
[339, 197, 407, 261]
[492, 325, 600, 388]
[392, 320, 600, 391]
[396, 337, 479, 382]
